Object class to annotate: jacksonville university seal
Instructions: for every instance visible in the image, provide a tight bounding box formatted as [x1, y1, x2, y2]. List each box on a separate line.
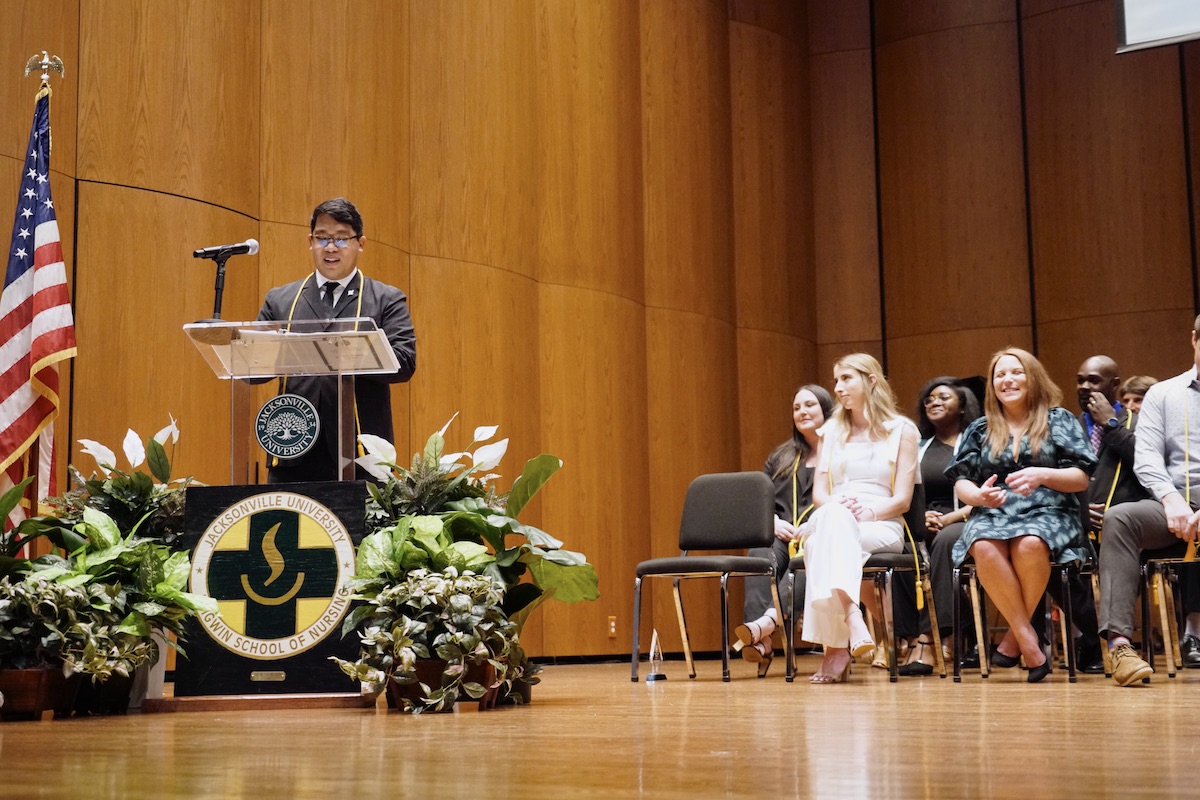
[190, 492, 356, 660]
[255, 393, 320, 459]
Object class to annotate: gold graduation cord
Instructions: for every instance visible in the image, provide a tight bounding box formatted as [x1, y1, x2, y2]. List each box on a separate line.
[787, 452, 815, 558]
[790, 430, 923, 608]
[1091, 411, 1135, 544]
[271, 272, 366, 467]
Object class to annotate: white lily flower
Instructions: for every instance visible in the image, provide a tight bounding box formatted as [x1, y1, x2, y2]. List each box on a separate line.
[437, 412, 460, 438]
[357, 434, 397, 466]
[123, 429, 146, 468]
[439, 452, 467, 469]
[473, 425, 499, 443]
[354, 453, 393, 483]
[77, 439, 116, 477]
[471, 438, 509, 472]
[153, 414, 180, 445]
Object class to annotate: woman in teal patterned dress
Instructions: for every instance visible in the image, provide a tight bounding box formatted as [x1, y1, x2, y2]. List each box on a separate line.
[947, 347, 1096, 683]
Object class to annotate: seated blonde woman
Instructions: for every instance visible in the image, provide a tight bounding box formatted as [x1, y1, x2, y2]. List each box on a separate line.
[948, 348, 1095, 683]
[797, 353, 919, 683]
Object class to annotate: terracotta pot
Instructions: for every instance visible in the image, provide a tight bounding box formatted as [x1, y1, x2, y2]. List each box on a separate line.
[0, 668, 82, 721]
[387, 659, 498, 712]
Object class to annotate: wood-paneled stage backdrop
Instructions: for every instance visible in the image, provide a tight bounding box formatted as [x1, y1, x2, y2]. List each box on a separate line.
[3, 0, 1198, 660]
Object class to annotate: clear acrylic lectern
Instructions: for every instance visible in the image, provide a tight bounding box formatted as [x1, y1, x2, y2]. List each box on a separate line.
[183, 318, 401, 483]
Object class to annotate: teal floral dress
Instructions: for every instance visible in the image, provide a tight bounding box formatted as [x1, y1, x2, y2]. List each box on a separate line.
[948, 407, 1097, 566]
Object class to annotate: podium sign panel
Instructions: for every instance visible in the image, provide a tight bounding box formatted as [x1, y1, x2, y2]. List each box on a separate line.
[173, 482, 367, 696]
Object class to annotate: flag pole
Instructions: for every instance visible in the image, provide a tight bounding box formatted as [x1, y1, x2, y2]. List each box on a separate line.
[1, 52, 75, 540]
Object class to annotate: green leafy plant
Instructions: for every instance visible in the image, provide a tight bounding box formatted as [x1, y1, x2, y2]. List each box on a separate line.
[356, 416, 600, 631]
[332, 567, 523, 714]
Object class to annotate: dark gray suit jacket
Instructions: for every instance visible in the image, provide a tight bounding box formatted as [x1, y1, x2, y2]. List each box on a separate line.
[256, 270, 416, 482]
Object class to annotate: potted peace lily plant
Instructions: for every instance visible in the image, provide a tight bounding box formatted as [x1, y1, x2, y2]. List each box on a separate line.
[331, 416, 600, 713]
[0, 418, 215, 716]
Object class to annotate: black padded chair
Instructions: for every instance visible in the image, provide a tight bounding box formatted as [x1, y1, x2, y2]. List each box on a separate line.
[783, 483, 945, 682]
[630, 471, 780, 683]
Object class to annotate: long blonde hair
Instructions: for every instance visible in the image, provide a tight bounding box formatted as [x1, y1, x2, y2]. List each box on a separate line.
[983, 347, 1062, 459]
[828, 353, 903, 443]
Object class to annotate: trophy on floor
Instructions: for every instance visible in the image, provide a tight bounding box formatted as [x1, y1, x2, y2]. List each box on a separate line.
[646, 628, 667, 682]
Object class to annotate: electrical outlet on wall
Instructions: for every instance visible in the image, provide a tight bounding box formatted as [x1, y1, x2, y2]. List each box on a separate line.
[607, 616, 617, 638]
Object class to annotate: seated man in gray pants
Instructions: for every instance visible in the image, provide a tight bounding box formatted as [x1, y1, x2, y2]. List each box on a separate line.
[1099, 316, 1200, 686]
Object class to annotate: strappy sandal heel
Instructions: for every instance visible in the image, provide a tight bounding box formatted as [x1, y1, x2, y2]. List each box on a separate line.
[898, 638, 936, 676]
[846, 607, 874, 659]
[742, 639, 775, 678]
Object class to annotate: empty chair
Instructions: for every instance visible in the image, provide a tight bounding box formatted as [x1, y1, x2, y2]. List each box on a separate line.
[631, 471, 780, 682]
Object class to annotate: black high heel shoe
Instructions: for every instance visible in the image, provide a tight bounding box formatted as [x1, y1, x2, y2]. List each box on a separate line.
[990, 648, 1020, 669]
[1027, 659, 1051, 683]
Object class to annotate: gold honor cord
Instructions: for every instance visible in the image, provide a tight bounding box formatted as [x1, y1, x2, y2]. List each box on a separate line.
[1093, 411, 1136, 544]
[272, 273, 367, 467]
[788, 452, 815, 559]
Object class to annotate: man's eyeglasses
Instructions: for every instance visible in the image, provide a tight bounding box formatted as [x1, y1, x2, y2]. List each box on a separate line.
[312, 235, 360, 249]
[923, 392, 956, 406]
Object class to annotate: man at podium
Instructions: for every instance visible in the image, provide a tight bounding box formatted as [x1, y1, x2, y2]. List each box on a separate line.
[256, 197, 417, 483]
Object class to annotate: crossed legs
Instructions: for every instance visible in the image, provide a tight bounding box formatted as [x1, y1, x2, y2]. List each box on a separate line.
[971, 535, 1050, 670]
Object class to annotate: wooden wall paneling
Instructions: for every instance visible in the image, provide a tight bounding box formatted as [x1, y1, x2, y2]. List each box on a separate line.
[738, 330, 813, 472]
[0, 1, 79, 170]
[643, 310, 740, 653]
[76, 0, 259, 215]
[259, 0, 408, 250]
[640, 0, 739, 651]
[886, 327, 1034, 411]
[808, 1, 880, 377]
[1022, 1, 1192, 395]
[534, 0, 643, 299]
[1037, 311, 1195, 397]
[410, 0, 537, 276]
[730, 18, 814, 471]
[1185, 40, 1200, 319]
[874, 11, 1030, 406]
[873, 0, 1014, 46]
[537, 285, 650, 656]
[72, 185, 259, 487]
[730, 24, 805, 339]
[728, 0, 804, 42]
[640, 0, 734, 320]
[406, 256, 540, 468]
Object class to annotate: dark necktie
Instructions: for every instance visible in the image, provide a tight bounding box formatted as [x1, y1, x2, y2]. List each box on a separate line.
[1090, 420, 1103, 454]
[322, 282, 337, 310]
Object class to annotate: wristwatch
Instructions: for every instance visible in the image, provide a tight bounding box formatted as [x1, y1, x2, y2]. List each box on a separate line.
[1104, 417, 1119, 430]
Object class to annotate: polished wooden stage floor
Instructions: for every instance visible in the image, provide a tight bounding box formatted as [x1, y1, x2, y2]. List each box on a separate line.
[0, 654, 1195, 799]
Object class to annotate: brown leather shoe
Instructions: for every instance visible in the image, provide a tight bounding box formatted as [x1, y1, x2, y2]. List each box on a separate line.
[1110, 643, 1153, 687]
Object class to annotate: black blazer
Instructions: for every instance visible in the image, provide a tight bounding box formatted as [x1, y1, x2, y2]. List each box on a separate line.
[1080, 407, 1148, 530]
[257, 271, 417, 481]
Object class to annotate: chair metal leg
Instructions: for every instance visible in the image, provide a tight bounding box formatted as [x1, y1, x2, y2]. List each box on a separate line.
[1152, 569, 1177, 678]
[785, 570, 797, 682]
[1060, 565, 1077, 683]
[765, 577, 783, 680]
[1141, 564, 1155, 669]
[631, 576, 643, 682]
[1092, 570, 1112, 677]
[953, 566, 963, 682]
[877, 570, 899, 683]
[969, 570, 989, 679]
[719, 574, 732, 682]
[671, 578, 696, 679]
[923, 575, 947, 678]
[1165, 566, 1183, 672]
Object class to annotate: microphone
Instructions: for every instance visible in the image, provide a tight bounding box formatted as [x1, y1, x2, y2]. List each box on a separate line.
[193, 238, 259, 259]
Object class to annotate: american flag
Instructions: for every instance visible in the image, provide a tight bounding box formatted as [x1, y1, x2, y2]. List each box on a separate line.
[0, 89, 77, 529]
